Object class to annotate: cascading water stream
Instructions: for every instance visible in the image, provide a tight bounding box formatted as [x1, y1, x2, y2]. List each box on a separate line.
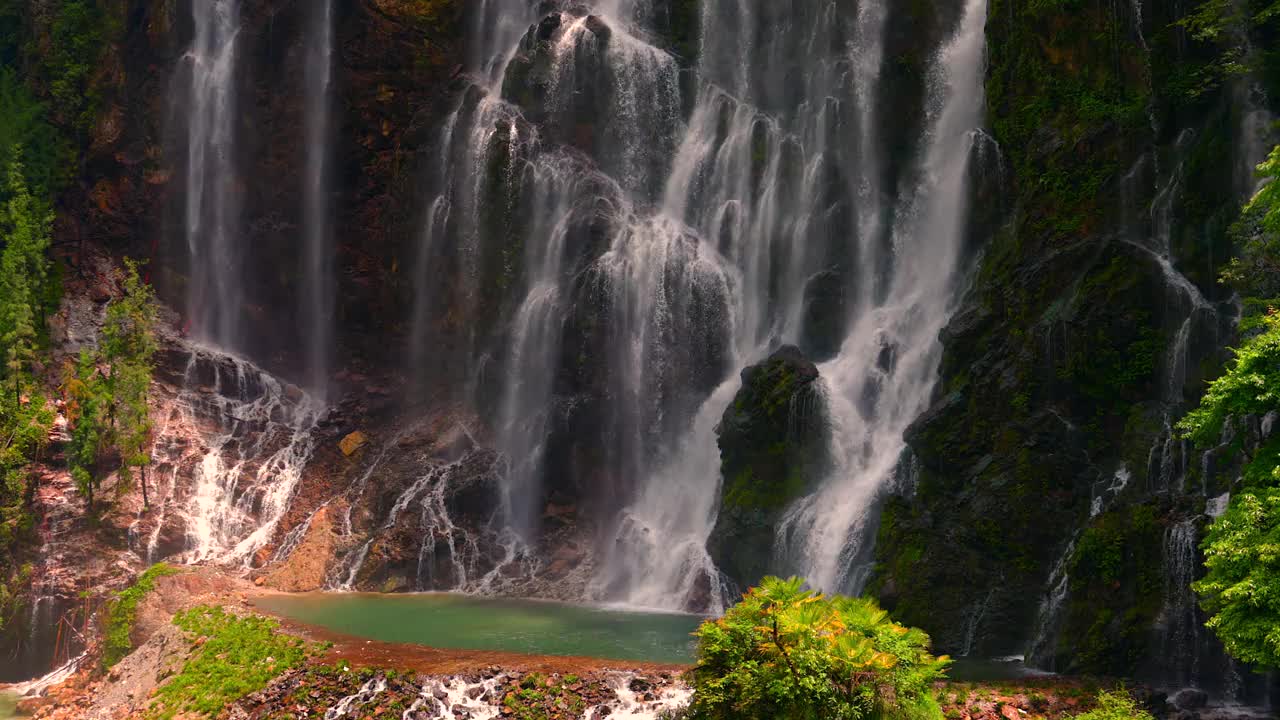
[180, 0, 243, 349]
[146, 0, 326, 571]
[142, 343, 322, 567]
[301, 0, 336, 395]
[1159, 519, 1203, 688]
[1026, 535, 1079, 669]
[778, 0, 991, 594]
[399, 0, 993, 610]
[595, 0, 899, 608]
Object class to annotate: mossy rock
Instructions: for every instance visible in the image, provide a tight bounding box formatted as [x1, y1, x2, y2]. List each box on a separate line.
[708, 345, 829, 589]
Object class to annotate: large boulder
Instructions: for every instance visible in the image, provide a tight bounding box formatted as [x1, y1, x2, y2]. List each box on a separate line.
[708, 345, 829, 589]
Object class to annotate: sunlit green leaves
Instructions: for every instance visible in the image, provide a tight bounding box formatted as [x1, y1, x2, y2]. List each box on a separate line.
[1193, 488, 1280, 668]
[687, 576, 949, 720]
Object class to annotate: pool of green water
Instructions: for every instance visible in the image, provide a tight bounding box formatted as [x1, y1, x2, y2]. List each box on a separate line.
[255, 593, 703, 664]
[0, 691, 22, 720]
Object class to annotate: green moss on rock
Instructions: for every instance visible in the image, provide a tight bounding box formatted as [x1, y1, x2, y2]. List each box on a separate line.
[708, 345, 828, 588]
[1057, 505, 1165, 676]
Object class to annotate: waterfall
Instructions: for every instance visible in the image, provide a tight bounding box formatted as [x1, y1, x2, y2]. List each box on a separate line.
[1160, 519, 1201, 688]
[1026, 536, 1078, 670]
[778, 0, 991, 593]
[140, 343, 322, 567]
[400, 0, 989, 609]
[301, 0, 336, 395]
[178, 0, 243, 349]
[596, 0, 899, 607]
[1123, 128, 1219, 496]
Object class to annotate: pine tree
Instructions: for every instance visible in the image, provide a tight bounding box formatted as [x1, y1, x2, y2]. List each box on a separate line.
[113, 355, 153, 506]
[0, 152, 53, 400]
[101, 259, 158, 506]
[63, 350, 104, 512]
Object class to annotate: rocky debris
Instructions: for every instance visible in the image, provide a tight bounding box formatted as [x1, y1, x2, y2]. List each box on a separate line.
[936, 681, 1100, 720]
[1172, 688, 1210, 710]
[260, 505, 338, 592]
[339, 430, 369, 456]
[223, 666, 689, 720]
[70, 622, 190, 720]
[707, 345, 829, 589]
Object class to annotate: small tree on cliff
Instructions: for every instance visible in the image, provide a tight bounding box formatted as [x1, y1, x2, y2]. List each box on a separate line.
[64, 350, 105, 512]
[100, 260, 158, 506]
[687, 576, 950, 720]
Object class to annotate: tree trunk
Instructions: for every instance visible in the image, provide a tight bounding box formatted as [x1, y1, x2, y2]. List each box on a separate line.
[141, 464, 149, 508]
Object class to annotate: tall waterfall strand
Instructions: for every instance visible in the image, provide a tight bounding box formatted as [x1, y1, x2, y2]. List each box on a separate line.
[595, 0, 891, 611]
[302, 0, 336, 395]
[406, 0, 531, 380]
[777, 0, 991, 594]
[181, 0, 243, 349]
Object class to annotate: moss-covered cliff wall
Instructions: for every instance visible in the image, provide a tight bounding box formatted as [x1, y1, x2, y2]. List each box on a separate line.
[874, 0, 1278, 684]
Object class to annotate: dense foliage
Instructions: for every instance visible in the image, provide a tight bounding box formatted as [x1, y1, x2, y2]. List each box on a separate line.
[1192, 483, 1280, 667]
[1179, 312, 1280, 446]
[687, 577, 948, 720]
[0, 152, 54, 633]
[0, 155, 52, 398]
[150, 606, 320, 720]
[0, 0, 120, 635]
[1221, 145, 1280, 301]
[63, 260, 159, 512]
[1180, 0, 1280, 98]
[101, 563, 180, 669]
[1179, 145, 1280, 669]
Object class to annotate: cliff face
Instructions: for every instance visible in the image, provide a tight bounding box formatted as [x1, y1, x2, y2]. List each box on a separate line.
[68, 0, 465, 376]
[4, 0, 1279, 691]
[0, 0, 475, 680]
[874, 0, 1278, 693]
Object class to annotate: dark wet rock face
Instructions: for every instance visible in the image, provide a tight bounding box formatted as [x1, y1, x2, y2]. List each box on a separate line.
[708, 345, 829, 590]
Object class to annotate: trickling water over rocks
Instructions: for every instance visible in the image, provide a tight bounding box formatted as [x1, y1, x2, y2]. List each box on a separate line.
[133, 341, 323, 568]
[8, 0, 1280, 697]
[379, 0, 994, 615]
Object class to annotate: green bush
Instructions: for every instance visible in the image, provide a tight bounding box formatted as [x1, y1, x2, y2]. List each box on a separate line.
[1178, 145, 1280, 670]
[101, 563, 180, 668]
[1179, 311, 1280, 446]
[1069, 690, 1153, 720]
[1193, 486, 1280, 667]
[687, 576, 949, 720]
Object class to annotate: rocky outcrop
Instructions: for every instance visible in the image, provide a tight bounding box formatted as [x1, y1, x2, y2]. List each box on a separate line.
[874, 0, 1276, 690]
[708, 346, 828, 590]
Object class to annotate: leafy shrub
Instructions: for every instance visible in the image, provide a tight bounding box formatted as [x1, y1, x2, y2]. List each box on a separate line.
[1069, 690, 1153, 720]
[1193, 486, 1280, 667]
[687, 576, 949, 720]
[1178, 145, 1280, 670]
[1179, 311, 1280, 446]
[101, 563, 180, 668]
